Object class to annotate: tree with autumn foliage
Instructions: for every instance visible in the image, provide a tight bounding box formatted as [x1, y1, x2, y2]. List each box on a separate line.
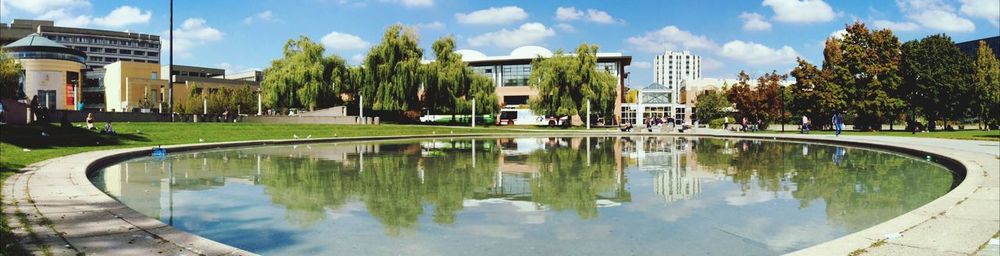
[831, 22, 904, 130]
[726, 70, 787, 128]
[972, 40, 1000, 129]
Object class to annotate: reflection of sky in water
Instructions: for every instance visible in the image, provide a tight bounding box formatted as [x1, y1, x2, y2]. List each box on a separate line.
[92, 137, 954, 256]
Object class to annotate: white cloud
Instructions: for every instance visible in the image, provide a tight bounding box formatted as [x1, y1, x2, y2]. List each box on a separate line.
[400, 0, 433, 7]
[633, 61, 652, 69]
[897, 0, 976, 32]
[320, 31, 371, 51]
[38, 9, 92, 27]
[6, 0, 88, 14]
[762, 0, 836, 23]
[467, 22, 555, 48]
[456, 6, 528, 25]
[413, 21, 445, 30]
[909, 10, 976, 32]
[740, 12, 772, 31]
[350, 54, 366, 65]
[625, 25, 717, 53]
[163, 18, 224, 58]
[719, 40, 799, 65]
[871, 20, 920, 31]
[555, 7, 583, 21]
[555, 23, 576, 32]
[960, 0, 999, 27]
[586, 9, 621, 24]
[829, 29, 847, 39]
[243, 10, 275, 24]
[92, 6, 151, 28]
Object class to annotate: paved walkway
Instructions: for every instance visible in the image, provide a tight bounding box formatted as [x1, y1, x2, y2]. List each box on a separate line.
[2, 130, 997, 256]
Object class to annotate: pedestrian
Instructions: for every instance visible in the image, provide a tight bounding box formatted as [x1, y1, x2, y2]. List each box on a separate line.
[29, 95, 39, 122]
[0, 100, 5, 124]
[801, 115, 810, 134]
[101, 121, 116, 135]
[833, 112, 844, 136]
[741, 117, 748, 132]
[86, 113, 96, 130]
[724, 116, 729, 130]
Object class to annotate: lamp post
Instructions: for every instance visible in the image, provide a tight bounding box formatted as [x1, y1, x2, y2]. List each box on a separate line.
[168, 0, 174, 115]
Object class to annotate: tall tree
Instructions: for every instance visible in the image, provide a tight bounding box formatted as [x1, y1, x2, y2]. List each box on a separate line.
[0, 48, 23, 99]
[423, 36, 499, 117]
[261, 36, 347, 110]
[528, 44, 618, 122]
[837, 22, 904, 130]
[901, 34, 974, 130]
[726, 71, 757, 121]
[360, 24, 424, 113]
[972, 40, 1000, 129]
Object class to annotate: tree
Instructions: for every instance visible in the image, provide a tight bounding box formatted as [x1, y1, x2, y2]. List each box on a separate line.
[360, 24, 424, 113]
[901, 34, 974, 130]
[694, 90, 729, 121]
[528, 44, 618, 123]
[423, 36, 499, 117]
[261, 36, 348, 111]
[727, 71, 757, 121]
[0, 48, 23, 99]
[836, 22, 904, 130]
[972, 40, 1000, 129]
[790, 58, 845, 128]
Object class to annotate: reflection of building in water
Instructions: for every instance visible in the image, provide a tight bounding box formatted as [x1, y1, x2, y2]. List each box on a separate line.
[622, 137, 722, 202]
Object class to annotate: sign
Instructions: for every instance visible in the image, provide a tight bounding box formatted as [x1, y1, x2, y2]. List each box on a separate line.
[66, 83, 74, 105]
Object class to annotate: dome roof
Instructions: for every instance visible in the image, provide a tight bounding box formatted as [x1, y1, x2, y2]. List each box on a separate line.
[3, 33, 87, 64]
[455, 49, 487, 61]
[510, 46, 552, 58]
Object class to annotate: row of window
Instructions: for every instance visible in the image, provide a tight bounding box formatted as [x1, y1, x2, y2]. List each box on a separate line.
[470, 62, 621, 87]
[48, 35, 159, 49]
[10, 51, 85, 63]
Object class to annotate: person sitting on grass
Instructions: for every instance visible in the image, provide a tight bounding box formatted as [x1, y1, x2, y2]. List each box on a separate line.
[101, 121, 116, 135]
[620, 122, 633, 132]
[86, 113, 96, 130]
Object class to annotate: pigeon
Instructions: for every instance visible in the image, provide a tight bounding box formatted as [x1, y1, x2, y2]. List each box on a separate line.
[334, 133, 337, 137]
[199, 138, 205, 142]
[293, 134, 299, 139]
[306, 135, 312, 139]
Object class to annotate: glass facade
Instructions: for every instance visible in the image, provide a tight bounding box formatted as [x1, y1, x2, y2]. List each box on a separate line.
[597, 62, 618, 76]
[502, 64, 531, 87]
[9, 51, 86, 63]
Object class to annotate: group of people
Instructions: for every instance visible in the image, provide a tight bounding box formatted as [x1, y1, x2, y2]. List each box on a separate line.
[723, 116, 764, 132]
[86, 113, 117, 135]
[800, 112, 846, 136]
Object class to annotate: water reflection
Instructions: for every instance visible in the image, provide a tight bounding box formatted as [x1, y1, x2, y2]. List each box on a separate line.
[91, 136, 954, 255]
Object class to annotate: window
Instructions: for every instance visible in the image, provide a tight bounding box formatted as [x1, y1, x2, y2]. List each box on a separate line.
[120, 50, 132, 55]
[504, 95, 529, 105]
[151, 72, 158, 80]
[134, 51, 145, 56]
[105, 48, 117, 53]
[501, 64, 531, 87]
[147, 52, 158, 57]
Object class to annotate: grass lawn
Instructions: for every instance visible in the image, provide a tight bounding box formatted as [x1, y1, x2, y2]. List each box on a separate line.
[761, 129, 1000, 141]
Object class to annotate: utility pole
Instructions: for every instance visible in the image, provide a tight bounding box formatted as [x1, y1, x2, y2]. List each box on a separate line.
[168, 0, 174, 115]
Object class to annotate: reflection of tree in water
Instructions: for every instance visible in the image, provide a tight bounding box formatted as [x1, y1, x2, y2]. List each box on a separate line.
[691, 138, 953, 232]
[527, 137, 630, 219]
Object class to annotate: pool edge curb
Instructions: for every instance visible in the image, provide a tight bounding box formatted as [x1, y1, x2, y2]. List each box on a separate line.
[3, 131, 997, 256]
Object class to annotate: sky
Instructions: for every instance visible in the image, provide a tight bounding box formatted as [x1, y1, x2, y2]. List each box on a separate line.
[1, 0, 998, 87]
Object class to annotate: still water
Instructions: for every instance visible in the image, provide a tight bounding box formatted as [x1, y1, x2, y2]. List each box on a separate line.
[90, 137, 955, 255]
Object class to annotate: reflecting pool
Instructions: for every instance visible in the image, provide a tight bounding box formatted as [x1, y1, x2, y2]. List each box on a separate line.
[90, 137, 956, 255]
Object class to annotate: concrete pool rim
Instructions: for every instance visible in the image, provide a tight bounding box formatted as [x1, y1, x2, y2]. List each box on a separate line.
[4, 132, 995, 255]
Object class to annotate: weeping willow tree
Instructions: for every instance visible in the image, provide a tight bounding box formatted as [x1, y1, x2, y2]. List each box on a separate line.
[423, 36, 499, 116]
[359, 24, 424, 113]
[528, 43, 617, 122]
[261, 36, 349, 111]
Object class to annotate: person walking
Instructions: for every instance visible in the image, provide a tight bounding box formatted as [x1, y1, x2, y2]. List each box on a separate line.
[724, 116, 729, 130]
[833, 112, 844, 136]
[801, 115, 810, 134]
[741, 117, 748, 132]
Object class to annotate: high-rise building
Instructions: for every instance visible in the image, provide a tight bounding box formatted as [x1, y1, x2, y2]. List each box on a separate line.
[653, 50, 700, 102]
[1, 19, 161, 109]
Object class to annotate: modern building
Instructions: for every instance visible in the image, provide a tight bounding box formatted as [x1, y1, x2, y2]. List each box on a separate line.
[2, 33, 87, 110]
[103, 61, 260, 112]
[955, 36, 1000, 59]
[456, 46, 632, 123]
[1, 19, 161, 109]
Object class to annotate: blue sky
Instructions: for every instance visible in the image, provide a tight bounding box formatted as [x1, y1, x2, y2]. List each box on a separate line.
[2, 0, 998, 87]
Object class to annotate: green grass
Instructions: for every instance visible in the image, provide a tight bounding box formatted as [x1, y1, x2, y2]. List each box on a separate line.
[0, 122, 549, 171]
[761, 129, 1000, 141]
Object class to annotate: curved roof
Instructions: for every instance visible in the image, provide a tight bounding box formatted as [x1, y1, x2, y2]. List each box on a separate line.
[643, 83, 670, 91]
[3, 33, 68, 49]
[3, 33, 87, 64]
[510, 46, 553, 58]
